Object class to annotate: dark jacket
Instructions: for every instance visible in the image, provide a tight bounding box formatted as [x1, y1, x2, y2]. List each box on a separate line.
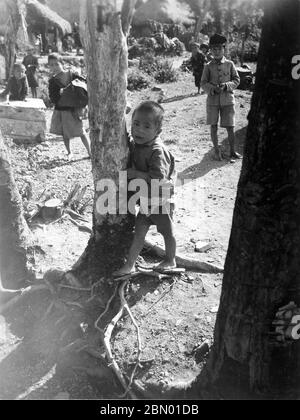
[49, 71, 86, 111]
[1, 76, 28, 101]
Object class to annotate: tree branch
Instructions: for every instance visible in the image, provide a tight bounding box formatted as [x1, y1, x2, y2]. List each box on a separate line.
[121, 0, 137, 35]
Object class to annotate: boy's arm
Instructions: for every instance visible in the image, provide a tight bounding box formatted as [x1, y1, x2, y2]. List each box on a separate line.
[48, 78, 61, 106]
[200, 64, 216, 95]
[21, 77, 29, 100]
[127, 149, 167, 182]
[224, 62, 240, 92]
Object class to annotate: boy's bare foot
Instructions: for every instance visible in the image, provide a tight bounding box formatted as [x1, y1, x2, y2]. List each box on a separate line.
[67, 153, 74, 161]
[213, 149, 223, 161]
[113, 266, 136, 278]
[155, 260, 177, 273]
[230, 152, 242, 159]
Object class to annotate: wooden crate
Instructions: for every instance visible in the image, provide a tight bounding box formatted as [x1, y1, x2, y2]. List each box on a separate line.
[0, 98, 46, 143]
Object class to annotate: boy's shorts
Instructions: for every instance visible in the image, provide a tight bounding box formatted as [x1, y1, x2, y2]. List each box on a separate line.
[136, 204, 174, 235]
[50, 109, 85, 139]
[206, 104, 235, 127]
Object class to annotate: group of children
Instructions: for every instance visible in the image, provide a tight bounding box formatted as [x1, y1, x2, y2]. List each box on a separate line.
[0, 34, 242, 276]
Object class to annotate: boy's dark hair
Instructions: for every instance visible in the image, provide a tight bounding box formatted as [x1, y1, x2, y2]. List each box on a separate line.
[13, 63, 25, 72]
[133, 101, 164, 128]
[48, 53, 61, 63]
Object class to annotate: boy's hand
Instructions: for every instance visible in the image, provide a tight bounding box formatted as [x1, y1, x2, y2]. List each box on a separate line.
[213, 86, 221, 94]
[127, 168, 137, 179]
[219, 83, 227, 91]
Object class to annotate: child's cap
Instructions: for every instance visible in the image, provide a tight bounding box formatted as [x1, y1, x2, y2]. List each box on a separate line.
[200, 43, 209, 50]
[209, 33, 227, 47]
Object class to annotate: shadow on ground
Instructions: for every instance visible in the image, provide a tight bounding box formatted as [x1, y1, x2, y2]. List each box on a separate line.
[178, 126, 247, 181]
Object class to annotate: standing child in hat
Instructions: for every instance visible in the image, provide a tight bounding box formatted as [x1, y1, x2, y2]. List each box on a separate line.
[201, 34, 241, 161]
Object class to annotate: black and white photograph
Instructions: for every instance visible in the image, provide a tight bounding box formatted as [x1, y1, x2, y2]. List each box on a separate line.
[0, 0, 299, 403]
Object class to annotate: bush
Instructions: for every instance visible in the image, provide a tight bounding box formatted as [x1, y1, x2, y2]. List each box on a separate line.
[139, 55, 178, 83]
[127, 68, 151, 91]
[228, 39, 259, 63]
[153, 59, 178, 83]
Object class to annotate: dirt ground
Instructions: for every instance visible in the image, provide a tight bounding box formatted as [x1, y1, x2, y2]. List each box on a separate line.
[0, 64, 252, 400]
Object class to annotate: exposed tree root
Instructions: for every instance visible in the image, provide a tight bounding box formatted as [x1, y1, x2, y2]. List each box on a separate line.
[144, 240, 224, 273]
[0, 284, 50, 314]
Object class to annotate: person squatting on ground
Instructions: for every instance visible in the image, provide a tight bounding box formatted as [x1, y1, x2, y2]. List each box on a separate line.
[190, 42, 207, 94]
[23, 47, 39, 98]
[48, 53, 91, 160]
[0, 63, 28, 102]
[114, 101, 177, 277]
[201, 33, 242, 161]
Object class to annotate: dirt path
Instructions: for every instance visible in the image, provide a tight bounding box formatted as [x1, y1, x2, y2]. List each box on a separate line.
[0, 71, 252, 399]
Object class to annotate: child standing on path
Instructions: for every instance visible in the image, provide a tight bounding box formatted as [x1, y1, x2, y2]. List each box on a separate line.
[201, 34, 241, 161]
[48, 53, 91, 160]
[190, 43, 207, 94]
[114, 101, 177, 277]
[0, 63, 28, 102]
[23, 47, 39, 98]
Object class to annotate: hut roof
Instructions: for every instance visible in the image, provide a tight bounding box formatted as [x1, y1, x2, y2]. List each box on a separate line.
[26, 0, 72, 35]
[132, 0, 193, 26]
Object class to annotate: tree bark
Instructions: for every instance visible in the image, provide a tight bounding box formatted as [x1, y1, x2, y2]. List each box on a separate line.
[77, 0, 136, 281]
[197, 0, 300, 397]
[4, 0, 23, 78]
[0, 133, 33, 289]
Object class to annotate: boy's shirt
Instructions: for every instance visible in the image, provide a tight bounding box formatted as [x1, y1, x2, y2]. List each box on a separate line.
[201, 56, 240, 106]
[49, 70, 86, 111]
[1, 76, 28, 101]
[190, 51, 206, 75]
[132, 136, 176, 212]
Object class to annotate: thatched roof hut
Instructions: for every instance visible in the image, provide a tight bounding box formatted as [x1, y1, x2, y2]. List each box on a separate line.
[132, 0, 193, 26]
[26, 0, 72, 36]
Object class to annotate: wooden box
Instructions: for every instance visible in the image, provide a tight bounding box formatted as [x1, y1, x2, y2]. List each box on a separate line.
[0, 98, 46, 143]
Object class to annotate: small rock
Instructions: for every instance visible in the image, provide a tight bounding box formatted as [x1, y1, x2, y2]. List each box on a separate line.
[195, 240, 213, 253]
[206, 316, 212, 323]
[194, 315, 201, 320]
[210, 305, 219, 313]
[154, 290, 159, 296]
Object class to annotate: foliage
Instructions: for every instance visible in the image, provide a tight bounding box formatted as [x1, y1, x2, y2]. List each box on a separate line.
[139, 55, 178, 83]
[154, 59, 178, 83]
[127, 68, 152, 91]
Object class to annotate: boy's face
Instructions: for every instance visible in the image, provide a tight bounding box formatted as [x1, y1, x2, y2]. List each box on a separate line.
[211, 45, 225, 60]
[132, 111, 160, 145]
[191, 45, 199, 56]
[48, 59, 62, 75]
[13, 68, 24, 79]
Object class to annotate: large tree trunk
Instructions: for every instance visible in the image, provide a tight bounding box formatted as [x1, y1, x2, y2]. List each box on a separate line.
[76, 0, 136, 281]
[0, 133, 33, 289]
[198, 0, 300, 397]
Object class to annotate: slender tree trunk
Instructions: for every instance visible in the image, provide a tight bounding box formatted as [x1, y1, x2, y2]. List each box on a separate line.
[76, 0, 136, 282]
[211, 0, 222, 34]
[0, 133, 33, 289]
[197, 0, 300, 397]
[4, 0, 23, 78]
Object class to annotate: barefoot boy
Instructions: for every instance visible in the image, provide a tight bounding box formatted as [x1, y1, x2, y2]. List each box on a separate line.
[114, 101, 176, 277]
[48, 53, 91, 160]
[201, 34, 241, 161]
